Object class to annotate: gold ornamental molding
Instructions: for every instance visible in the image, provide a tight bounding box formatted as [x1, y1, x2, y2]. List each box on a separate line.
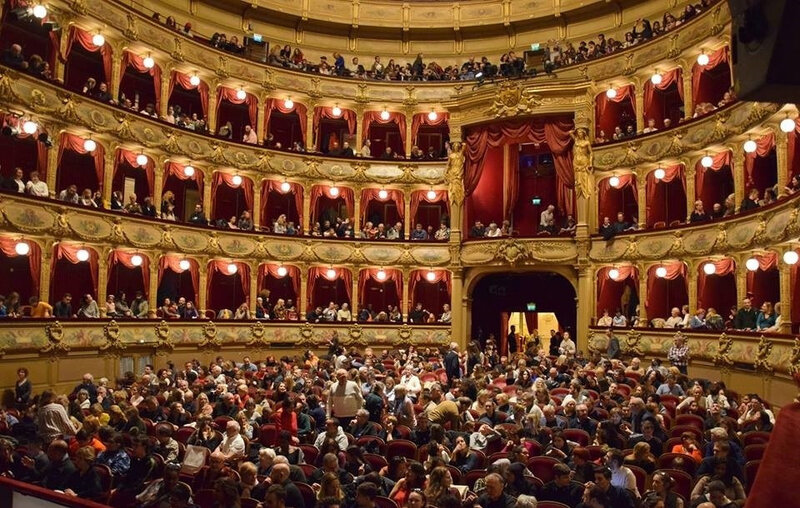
[712, 332, 734, 369]
[789, 338, 800, 376]
[753, 335, 775, 374]
[296, 323, 318, 349]
[153, 320, 174, 355]
[199, 321, 223, 350]
[488, 82, 543, 118]
[42, 321, 70, 358]
[622, 330, 644, 358]
[99, 320, 127, 356]
[247, 321, 271, 349]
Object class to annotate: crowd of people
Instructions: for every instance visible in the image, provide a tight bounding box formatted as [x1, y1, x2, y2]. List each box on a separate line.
[0, 327, 773, 508]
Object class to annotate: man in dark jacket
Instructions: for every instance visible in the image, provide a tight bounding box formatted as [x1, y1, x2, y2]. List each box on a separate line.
[606, 328, 621, 359]
[476, 473, 516, 508]
[733, 297, 757, 331]
[538, 464, 584, 507]
[444, 342, 460, 382]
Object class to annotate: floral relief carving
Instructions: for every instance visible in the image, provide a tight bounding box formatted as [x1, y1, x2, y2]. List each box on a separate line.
[42, 321, 70, 357]
[100, 320, 127, 356]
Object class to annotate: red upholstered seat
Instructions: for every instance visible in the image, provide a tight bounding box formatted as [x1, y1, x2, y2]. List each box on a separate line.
[656, 453, 697, 476]
[386, 439, 417, 460]
[526, 456, 560, 484]
[655, 469, 692, 500]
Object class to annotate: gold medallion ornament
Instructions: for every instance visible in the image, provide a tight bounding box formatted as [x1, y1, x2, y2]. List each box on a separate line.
[42, 321, 70, 356]
[488, 82, 543, 118]
[100, 320, 127, 355]
[199, 321, 223, 349]
[713, 333, 734, 369]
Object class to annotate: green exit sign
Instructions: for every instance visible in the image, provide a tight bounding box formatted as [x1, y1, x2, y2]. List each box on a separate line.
[526, 303, 537, 311]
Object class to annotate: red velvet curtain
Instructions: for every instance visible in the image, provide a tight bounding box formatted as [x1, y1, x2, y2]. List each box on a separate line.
[260, 180, 304, 227]
[362, 111, 407, 146]
[164, 162, 204, 195]
[642, 68, 684, 127]
[53, 243, 98, 297]
[310, 185, 355, 223]
[463, 116, 575, 217]
[207, 259, 250, 304]
[595, 85, 635, 138]
[410, 190, 450, 223]
[695, 151, 732, 209]
[786, 120, 800, 179]
[746, 252, 780, 308]
[598, 174, 638, 224]
[262, 99, 308, 142]
[257, 264, 301, 299]
[120, 50, 162, 111]
[744, 132, 776, 188]
[307, 267, 353, 309]
[158, 255, 199, 299]
[697, 259, 737, 312]
[312, 106, 357, 149]
[216, 87, 258, 128]
[646, 262, 688, 319]
[168, 71, 209, 118]
[692, 47, 730, 110]
[595, 266, 638, 318]
[407, 269, 451, 312]
[645, 165, 686, 227]
[360, 188, 404, 223]
[0, 113, 48, 177]
[63, 26, 112, 83]
[115, 148, 155, 196]
[358, 268, 402, 309]
[108, 249, 149, 296]
[0, 238, 40, 296]
[411, 113, 449, 144]
[57, 133, 104, 189]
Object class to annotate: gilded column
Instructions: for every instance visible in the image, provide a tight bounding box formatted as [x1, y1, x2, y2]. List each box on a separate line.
[634, 79, 645, 133]
[110, 45, 123, 101]
[159, 64, 172, 118]
[576, 266, 594, 350]
[353, 185, 362, 234]
[39, 244, 52, 303]
[687, 260, 699, 313]
[302, 188, 311, 234]
[404, 110, 413, 156]
[779, 261, 792, 333]
[354, 105, 364, 152]
[403, 188, 412, 240]
[53, 30, 70, 83]
[203, 171, 213, 217]
[257, 93, 268, 145]
[249, 261, 258, 307]
[637, 263, 648, 324]
[451, 270, 465, 348]
[351, 270, 359, 317]
[735, 255, 747, 307]
[197, 259, 208, 313]
[97, 253, 108, 315]
[684, 160, 696, 221]
[636, 172, 646, 229]
[148, 255, 159, 311]
[153, 162, 165, 207]
[401, 268, 410, 321]
[207, 82, 219, 134]
[46, 132, 60, 195]
[252, 178, 262, 229]
[731, 145, 745, 212]
[102, 146, 116, 205]
[776, 129, 789, 197]
[682, 67, 693, 121]
[299, 268, 309, 314]
[306, 100, 316, 151]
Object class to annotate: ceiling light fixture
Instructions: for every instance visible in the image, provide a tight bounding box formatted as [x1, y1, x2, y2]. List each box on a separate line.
[701, 154, 714, 168]
[32, 4, 47, 19]
[703, 262, 717, 275]
[280, 180, 291, 193]
[745, 258, 759, 271]
[654, 168, 666, 180]
[427, 110, 438, 121]
[426, 270, 437, 282]
[651, 72, 663, 85]
[780, 116, 796, 133]
[236, 88, 247, 100]
[609, 175, 621, 188]
[655, 266, 667, 278]
[179, 259, 191, 271]
[608, 268, 620, 280]
[376, 269, 387, 281]
[143, 55, 155, 69]
[380, 109, 390, 121]
[378, 189, 388, 200]
[92, 33, 105, 47]
[231, 174, 243, 187]
[21, 120, 37, 135]
[183, 165, 195, 177]
[783, 251, 799, 265]
[605, 88, 617, 99]
[743, 139, 757, 153]
[276, 265, 288, 277]
[227, 263, 238, 274]
[189, 74, 201, 86]
[427, 189, 437, 200]
[329, 185, 339, 197]
[14, 241, 30, 256]
[326, 268, 337, 279]
[83, 138, 96, 152]
[136, 153, 148, 166]
[331, 105, 342, 117]
[131, 254, 143, 267]
[76, 248, 90, 262]
[697, 52, 709, 66]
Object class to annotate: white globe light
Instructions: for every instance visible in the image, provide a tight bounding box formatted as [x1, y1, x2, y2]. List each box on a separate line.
[92, 33, 105, 47]
[14, 242, 30, 256]
[22, 120, 37, 135]
[605, 88, 617, 99]
[783, 250, 799, 265]
[654, 168, 666, 180]
[136, 154, 148, 166]
[655, 266, 668, 278]
[376, 270, 387, 281]
[651, 73, 663, 85]
[329, 186, 339, 197]
[236, 88, 247, 100]
[331, 106, 342, 117]
[179, 259, 191, 271]
[142, 56, 155, 69]
[76, 248, 90, 262]
[701, 155, 713, 168]
[428, 111, 438, 121]
[227, 263, 238, 274]
[697, 53, 710, 66]
[609, 176, 621, 188]
[280, 181, 291, 193]
[743, 139, 757, 153]
[780, 117, 796, 133]
[83, 138, 96, 152]
[608, 268, 620, 281]
[189, 75, 201, 87]
[703, 262, 717, 275]
[426, 190, 437, 200]
[131, 254, 143, 267]
[183, 165, 195, 177]
[426, 270, 437, 282]
[32, 5, 47, 18]
[745, 258, 759, 271]
[231, 174, 243, 187]
[284, 98, 294, 109]
[276, 266, 288, 277]
[380, 110, 390, 121]
[326, 268, 337, 279]
[378, 189, 388, 200]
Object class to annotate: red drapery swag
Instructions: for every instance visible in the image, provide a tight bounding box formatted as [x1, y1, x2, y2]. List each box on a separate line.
[310, 184, 355, 221]
[786, 120, 800, 178]
[360, 188, 405, 223]
[312, 106, 357, 150]
[260, 180, 304, 226]
[596, 265, 638, 317]
[358, 268, 403, 307]
[164, 162, 204, 196]
[598, 173, 637, 222]
[63, 26, 113, 83]
[697, 258, 736, 307]
[159, 255, 199, 300]
[411, 112, 450, 143]
[207, 260, 250, 303]
[744, 132, 776, 187]
[595, 84, 635, 136]
[216, 87, 258, 129]
[645, 261, 688, 315]
[211, 172, 254, 212]
[642, 68, 684, 119]
[168, 71, 209, 118]
[108, 250, 150, 295]
[57, 132, 105, 187]
[257, 264, 301, 298]
[0, 113, 48, 176]
[410, 190, 450, 222]
[463, 116, 575, 216]
[407, 269, 451, 311]
[362, 111, 407, 146]
[692, 46, 729, 110]
[115, 148, 155, 196]
[645, 164, 685, 224]
[695, 150, 732, 200]
[0, 238, 41, 295]
[307, 267, 353, 308]
[53, 243, 98, 296]
[263, 98, 308, 142]
[746, 251, 778, 290]
[121, 51, 163, 111]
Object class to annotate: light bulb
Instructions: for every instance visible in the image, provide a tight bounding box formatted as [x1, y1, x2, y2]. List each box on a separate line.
[276, 266, 288, 277]
[136, 154, 148, 166]
[236, 88, 247, 100]
[428, 111, 438, 121]
[426, 190, 437, 200]
[76, 248, 90, 262]
[651, 73, 663, 85]
[231, 175, 243, 187]
[227, 263, 238, 274]
[179, 259, 191, 271]
[22, 120, 37, 135]
[743, 140, 757, 153]
[32, 5, 47, 18]
[332, 106, 342, 117]
[326, 268, 337, 279]
[701, 155, 713, 168]
[378, 189, 388, 200]
[142, 56, 155, 69]
[92, 33, 105, 47]
[426, 271, 436, 282]
[280, 181, 291, 193]
[376, 270, 387, 281]
[609, 176, 621, 188]
[608, 268, 620, 281]
[745, 258, 759, 271]
[653, 168, 666, 180]
[605, 88, 617, 99]
[131, 254, 143, 267]
[329, 186, 339, 197]
[189, 75, 200, 86]
[83, 138, 96, 152]
[783, 251, 799, 265]
[655, 266, 667, 278]
[380, 109, 390, 121]
[780, 117, 796, 133]
[703, 262, 716, 275]
[697, 53, 709, 66]
[183, 165, 195, 177]
[284, 98, 293, 109]
[14, 242, 30, 256]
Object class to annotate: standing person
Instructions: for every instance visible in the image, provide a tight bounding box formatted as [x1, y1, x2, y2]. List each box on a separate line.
[444, 342, 461, 382]
[507, 325, 518, 356]
[326, 369, 364, 430]
[667, 333, 690, 375]
[606, 329, 621, 359]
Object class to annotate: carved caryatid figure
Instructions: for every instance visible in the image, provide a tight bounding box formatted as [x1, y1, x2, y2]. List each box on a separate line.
[447, 141, 466, 205]
[570, 127, 593, 199]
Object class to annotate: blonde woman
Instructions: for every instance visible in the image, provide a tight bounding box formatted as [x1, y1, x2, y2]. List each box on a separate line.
[314, 471, 344, 501]
[273, 214, 288, 234]
[273, 298, 287, 320]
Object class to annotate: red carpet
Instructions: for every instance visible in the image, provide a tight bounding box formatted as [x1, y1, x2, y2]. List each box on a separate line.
[745, 401, 800, 508]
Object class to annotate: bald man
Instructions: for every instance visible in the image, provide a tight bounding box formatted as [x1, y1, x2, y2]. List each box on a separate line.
[253, 463, 305, 508]
[326, 368, 364, 429]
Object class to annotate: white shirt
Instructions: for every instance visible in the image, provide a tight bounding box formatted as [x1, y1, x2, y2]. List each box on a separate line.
[611, 466, 639, 498]
[361, 145, 371, 157]
[337, 309, 352, 321]
[486, 227, 502, 237]
[597, 316, 613, 327]
[12, 179, 24, 193]
[612, 315, 627, 327]
[26, 180, 49, 197]
[216, 433, 245, 459]
[540, 209, 554, 227]
[559, 338, 576, 356]
[327, 379, 365, 418]
[400, 374, 422, 397]
[439, 311, 452, 323]
[664, 316, 683, 328]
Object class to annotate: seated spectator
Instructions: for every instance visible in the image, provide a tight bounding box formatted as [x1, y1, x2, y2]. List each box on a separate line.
[58, 184, 79, 203]
[469, 220, 486, 238]
[485, 222, 502, 237]
[642, 118, 659, 134]
[188, 204, 208, 225]
[77, 294, 100, 318]
[410, 223, 429, 240]
[690, 200, 709, 222]
[2, 43, 27, 70]
[540, 204, 556, 233]
[434, 222, 450, 240]
[664, 307, 683, 328]
[25, 171, 48, 197]
[740, 188, 760, 212]
[243, 125, 258, 144]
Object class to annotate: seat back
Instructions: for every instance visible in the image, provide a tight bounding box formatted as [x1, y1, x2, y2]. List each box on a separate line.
[259, 423, 279, 447]
[742, 431, 771, 446]
[536, 502, 571, 508]
[364, 453, 389, 471]
[656, 452, 697, 476]
[627, 464, 647, 495]
[744, 444, 767, 461]
[386, 439, 418, 460]
[375, 497, 399, 508]
[562, 429, 591, 447]
[655, 469, 692, 500]
[744, 459, 761, 492]
[463, 469, 487, 490]
[299, 444, 319, 464]
[675, 413, 705, 431]
[296, 482, 316, 508]
[526, 456, 560, 484]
